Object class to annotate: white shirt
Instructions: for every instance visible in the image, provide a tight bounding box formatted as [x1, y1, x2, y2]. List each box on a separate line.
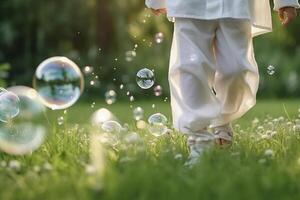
[145, 0, 300, 37]
[168, 0, 252, 20]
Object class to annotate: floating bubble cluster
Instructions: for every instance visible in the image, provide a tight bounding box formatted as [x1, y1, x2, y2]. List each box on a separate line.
[125, 51, 137, 62]
[155, 32, 164, 44]
[133, 107, 144, 121]
[136, 68, 155, 89]
[267, 65, 275, 75]
[105, 90, 117, 105]
[0, 88, 20, 123]
[154, 85, 162, 96]
[33, 56, 84, 110]
[0, 86, 47, 155]
[57, 116, 64, 126]
[148, 113, 168, 137]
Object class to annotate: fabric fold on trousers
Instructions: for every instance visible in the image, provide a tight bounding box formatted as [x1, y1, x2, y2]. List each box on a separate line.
[169, 18, 259, 135]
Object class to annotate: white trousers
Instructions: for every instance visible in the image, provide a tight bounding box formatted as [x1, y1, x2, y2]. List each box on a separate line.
[169, 18, 259, 135]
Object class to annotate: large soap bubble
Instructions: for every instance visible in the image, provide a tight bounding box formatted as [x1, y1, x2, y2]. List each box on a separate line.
[148, 113, 168, 137]
[0, 86, 47, 155]
[33, 56, 84, 110]
[0, 88, 20, 123]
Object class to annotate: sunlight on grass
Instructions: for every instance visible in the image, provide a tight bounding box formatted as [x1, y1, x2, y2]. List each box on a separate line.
[1, 99, 300, 199]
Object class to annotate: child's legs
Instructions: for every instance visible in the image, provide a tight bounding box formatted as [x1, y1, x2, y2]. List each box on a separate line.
[211, 18, 259, 127]
[169, 18, 221, 135]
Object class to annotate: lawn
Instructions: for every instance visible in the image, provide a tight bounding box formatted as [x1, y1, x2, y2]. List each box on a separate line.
[1, 98, 300, 200]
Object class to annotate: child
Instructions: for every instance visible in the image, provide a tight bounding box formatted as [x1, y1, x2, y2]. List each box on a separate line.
[145, 0, 299, 165]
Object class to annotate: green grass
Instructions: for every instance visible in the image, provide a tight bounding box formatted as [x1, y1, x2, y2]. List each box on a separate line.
[1, 99, 300, 200]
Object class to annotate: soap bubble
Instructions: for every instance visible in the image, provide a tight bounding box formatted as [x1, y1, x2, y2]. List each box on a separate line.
[148, 113, 168, 137]
[105, 90, 117, 105]
[133, 107, 144, 121]
[154, 85, 162, 96]
[267, 65, 275, 75]
[57, 116, 64, 126]
[0, 86, 47, 155]
[83, 66, 94, 75]
[129, 96, 135, 102]
[0, 88, 20, 123]
[90, 108, 118, 127]
[7, 86, 45, 119]
[125, 51, 136, 62]
[136, 68, 155, 89]
[155, 32, 164, 44]
[33, 56, 84, 110]
[101, 121, 122, 134]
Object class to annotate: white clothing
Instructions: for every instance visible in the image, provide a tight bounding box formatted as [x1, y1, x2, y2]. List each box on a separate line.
[169, 18, 258, 134]
[145, 0, 300, 37]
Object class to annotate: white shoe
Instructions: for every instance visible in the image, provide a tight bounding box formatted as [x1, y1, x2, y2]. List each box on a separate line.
[184, 130, 215, 167]
[212, 123, 233, 146]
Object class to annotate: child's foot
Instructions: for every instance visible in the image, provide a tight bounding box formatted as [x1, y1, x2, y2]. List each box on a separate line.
[212, 123, 233, 147]
[184, 129, 215, 167]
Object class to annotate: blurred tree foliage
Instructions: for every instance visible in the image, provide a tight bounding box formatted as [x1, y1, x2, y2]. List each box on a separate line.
[0, 0, 299, 99]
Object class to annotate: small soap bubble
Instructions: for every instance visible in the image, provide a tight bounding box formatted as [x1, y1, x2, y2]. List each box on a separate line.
[90, 108, 117, 127]
[125, 51, 137, 62]
[267, 65, 275, 75]
[83, 66, 93, 75]
[57, 116, 64, 126]
[91, 102, 96, 108]
[33, 56, 84, 110]
[152, 104, 156, 109]
[155, 32, 164, 44]
[105, 90, 117, 105]
[101, 120, 122, 134]
[154, 85, 162, 96]
[0, 88, 20, 123]
[133, 107, 144, 121]
[130, 96, 135, 102]
[136, 68, 155, 89]
[120, 84, 124, 90]
[148, 113, 168, 137]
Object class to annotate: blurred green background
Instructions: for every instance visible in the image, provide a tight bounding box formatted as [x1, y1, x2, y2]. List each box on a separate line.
[0, 0, 300, 99]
